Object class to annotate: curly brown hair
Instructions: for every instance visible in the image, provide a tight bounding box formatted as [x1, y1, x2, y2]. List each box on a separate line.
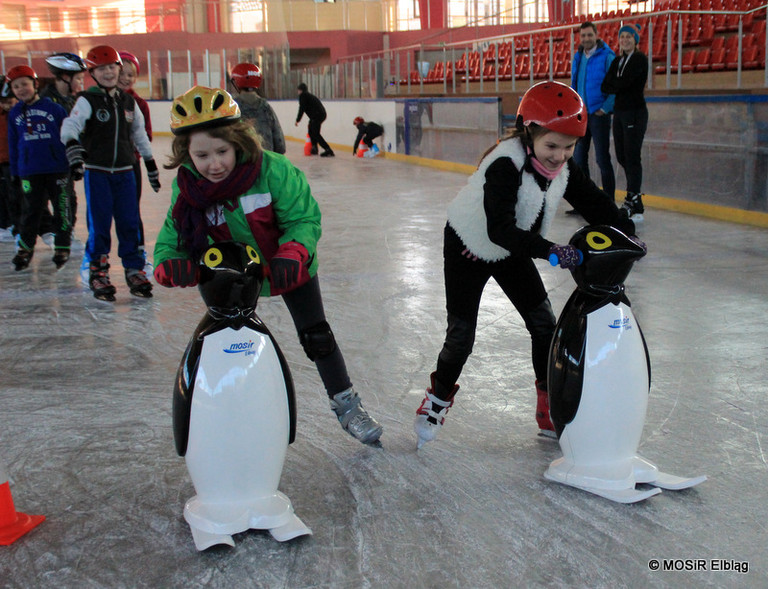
[164, 119, 262, 170]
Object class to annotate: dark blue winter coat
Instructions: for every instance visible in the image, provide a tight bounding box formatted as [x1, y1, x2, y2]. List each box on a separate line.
[8, 96, 69, 177]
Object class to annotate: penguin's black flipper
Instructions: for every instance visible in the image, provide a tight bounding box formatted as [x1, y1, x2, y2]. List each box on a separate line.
[173, 313, 214, 456]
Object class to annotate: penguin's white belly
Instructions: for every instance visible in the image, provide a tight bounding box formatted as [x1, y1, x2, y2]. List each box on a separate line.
[186, 326, 289, 503]
[558, 302, 649, 484]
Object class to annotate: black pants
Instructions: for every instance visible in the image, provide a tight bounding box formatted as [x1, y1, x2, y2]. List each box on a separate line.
[308, 117, 332, 153]
[18, 173, 73, 251]
[613, 107, 648, 195]
[434, 224, 556, 397]
[363, 128, 383, 148]
[0, 163, 21, 231]
[283, 274, 351, 397]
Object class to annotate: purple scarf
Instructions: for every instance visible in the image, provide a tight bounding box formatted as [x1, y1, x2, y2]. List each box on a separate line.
[172, 158, 262, 260]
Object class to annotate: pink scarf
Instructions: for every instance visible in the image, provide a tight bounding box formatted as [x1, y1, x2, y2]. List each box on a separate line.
[526, 146, 566, 181]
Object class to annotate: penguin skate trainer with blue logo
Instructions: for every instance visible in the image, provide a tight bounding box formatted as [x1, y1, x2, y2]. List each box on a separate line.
[544, 226, 706, 503]
[172, 241, 311, 550]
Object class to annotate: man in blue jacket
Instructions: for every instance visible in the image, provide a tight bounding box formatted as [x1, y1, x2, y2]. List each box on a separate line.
[570, 21, 616, 208]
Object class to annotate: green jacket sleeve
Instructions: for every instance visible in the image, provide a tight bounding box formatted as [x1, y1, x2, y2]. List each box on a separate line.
[153, 177, 189, 267]
[264, 152, 322, 263]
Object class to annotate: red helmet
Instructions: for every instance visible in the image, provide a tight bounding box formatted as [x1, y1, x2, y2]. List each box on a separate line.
[230, 63, 261, 90]
[517, 81, 587, 137]
[118, 51, 140, 75]
[85, 45, 123, 69]
[353, 116, 364, 126]
[6, 65, 38, 84]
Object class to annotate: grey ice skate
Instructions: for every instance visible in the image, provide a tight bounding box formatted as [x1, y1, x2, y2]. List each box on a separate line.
[330, 388, 383, 444]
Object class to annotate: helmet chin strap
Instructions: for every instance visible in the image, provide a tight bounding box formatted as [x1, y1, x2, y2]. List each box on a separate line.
[90, 69, 117, 93]
[57, 74, 73, 96]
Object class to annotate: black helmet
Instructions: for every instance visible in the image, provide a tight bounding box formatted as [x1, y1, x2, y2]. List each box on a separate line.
[45, 53, 87, 77]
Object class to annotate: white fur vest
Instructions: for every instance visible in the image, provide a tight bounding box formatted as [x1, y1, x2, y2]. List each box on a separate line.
[446, 137, 568, 262]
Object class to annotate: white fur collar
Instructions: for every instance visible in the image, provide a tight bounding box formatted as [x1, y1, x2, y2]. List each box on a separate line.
[446, 137, 568, 262]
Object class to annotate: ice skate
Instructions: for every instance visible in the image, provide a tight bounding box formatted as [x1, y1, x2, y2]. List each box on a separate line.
[125, 267, 153, 298]
[330, 388, 382, 444]
[621, 192, 644, 223]
[536, 380, 556, 439]
[89, 255, 117, 301]
[140, 247, 154, 278]
[41, 232, 55, 249]
[414, 372, 458, 449]
[0, 227, 14, 242]
[12, 248, 33, 271]
[52, 248, 70, 269]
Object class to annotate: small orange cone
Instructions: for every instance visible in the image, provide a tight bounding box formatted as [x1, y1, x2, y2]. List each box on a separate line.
[357, 144, 369, 158]
[303, 134, 313, 156]
[0, 466, 44, 546]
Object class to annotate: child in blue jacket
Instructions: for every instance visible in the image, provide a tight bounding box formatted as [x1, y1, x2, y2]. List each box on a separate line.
[6, 65, 72, 270]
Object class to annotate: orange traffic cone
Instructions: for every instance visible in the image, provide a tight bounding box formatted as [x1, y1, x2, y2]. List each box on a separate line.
[0, 465, 44, 546]
[303, 134, 313, 156]
[357, 143, 369, 158]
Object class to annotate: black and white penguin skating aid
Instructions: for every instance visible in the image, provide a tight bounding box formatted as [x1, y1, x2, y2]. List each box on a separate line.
[545, 226, 706, 503]
[173, 242, 311, 550]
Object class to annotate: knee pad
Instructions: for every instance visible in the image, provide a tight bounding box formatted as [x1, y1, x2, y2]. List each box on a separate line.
[438, 314, 476, 365]
[299, 320, 337, 361]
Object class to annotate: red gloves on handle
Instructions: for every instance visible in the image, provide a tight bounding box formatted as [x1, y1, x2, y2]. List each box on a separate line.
[154, 258, 199, 287]
[269, 241, 310, 294]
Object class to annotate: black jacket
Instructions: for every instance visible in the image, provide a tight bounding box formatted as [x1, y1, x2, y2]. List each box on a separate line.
[353, 121, 383, 153]
[296, 91, 326, 122]
[601, 51, 648, 111]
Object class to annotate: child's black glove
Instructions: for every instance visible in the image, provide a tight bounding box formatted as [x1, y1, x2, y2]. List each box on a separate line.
[65, 140, 86, 181]
[144, 158, 161, 192]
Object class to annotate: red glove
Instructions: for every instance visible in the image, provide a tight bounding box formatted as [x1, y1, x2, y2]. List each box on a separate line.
[154, 258, 199, 287]
[269, 241, 310, 294]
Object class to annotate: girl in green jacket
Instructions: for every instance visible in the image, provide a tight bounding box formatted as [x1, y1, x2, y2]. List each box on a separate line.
[154, 86, 382, 445]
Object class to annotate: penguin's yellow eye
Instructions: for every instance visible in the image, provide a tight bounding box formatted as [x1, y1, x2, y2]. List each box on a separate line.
[586, 231, 612, 250]
[203, 247, 223, 268]
[246, 245, 261, 264]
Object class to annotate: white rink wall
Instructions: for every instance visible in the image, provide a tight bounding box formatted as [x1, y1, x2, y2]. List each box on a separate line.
[149, 99, 399, 153]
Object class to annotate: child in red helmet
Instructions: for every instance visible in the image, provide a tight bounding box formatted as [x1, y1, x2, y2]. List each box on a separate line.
[352, 116, 383, 157]
[6, 65, 73, 270]
[60, 45, 160, 301]
[118, 50, 154, 274]
[229, 62, 285, 154]
[414, 81, 639, 448]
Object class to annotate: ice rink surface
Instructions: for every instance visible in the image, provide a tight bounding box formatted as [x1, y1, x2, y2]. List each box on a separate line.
[1, 138, 767, 588]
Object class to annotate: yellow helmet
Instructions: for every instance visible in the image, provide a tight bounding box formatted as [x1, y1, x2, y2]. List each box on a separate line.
[169, 86, 240, 135]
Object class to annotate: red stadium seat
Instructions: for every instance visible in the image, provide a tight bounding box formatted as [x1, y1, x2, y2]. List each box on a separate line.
[743, 44, 760, 68]
[709, 47, 727, 70]
[694, 48, 711, 71]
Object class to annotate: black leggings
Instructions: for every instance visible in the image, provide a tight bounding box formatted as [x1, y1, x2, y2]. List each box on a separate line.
[282, 274, 352, 397]
[434, 224, 556, 398]
[308, 118, 332, 153]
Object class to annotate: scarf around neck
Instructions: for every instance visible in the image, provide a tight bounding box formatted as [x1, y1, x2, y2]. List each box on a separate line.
[526, 145, 567, 180]
[172, 157, 262, 260]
